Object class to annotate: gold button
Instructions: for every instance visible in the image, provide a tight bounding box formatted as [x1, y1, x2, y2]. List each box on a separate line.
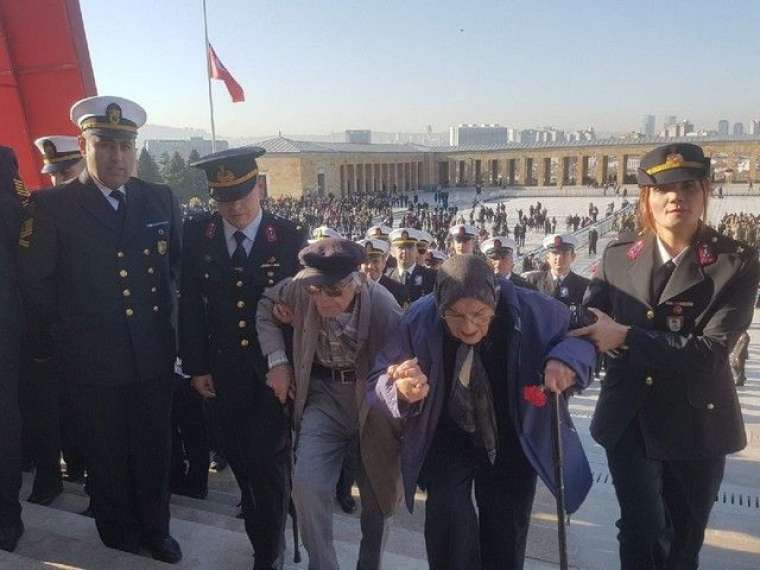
[151, 286, 157, 293]
[204, 273, 210, 279]
[125, 308, 134, 317]
[238, 320, 247, 328]
[236, 300, 245, 309]
[267, 271, 274, 277]
[645, 376, 653, 386]
[268, 280, 274, 285]
[123, 289, 131, 297]
[117, 251, 125, 258]
[236, 280, 244, 287]
[153, 305, 159, 312]
[147, 267, 155, 274]
[143, 248, 150, 256]
[119, 270, 128, 278]
[646, 310, 655, 320]
[706, 403, 715, 410]
[240, 339, 250, 347]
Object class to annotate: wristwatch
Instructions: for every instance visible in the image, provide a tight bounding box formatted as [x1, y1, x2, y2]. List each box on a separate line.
[268, 350, 289, 370]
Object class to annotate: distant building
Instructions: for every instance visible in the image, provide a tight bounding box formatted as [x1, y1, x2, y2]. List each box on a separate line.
[718, 119, 730, 136]
[733, 122, 745, 136]
[750, 120, 760, 136]
[345, 130, 371, 144]
[449, 124, 508, 146]
[143, 136, 228, 160]
[664, 115, 677, 128]
[661, 120, 693, 138]
[641, 115, 656, 137]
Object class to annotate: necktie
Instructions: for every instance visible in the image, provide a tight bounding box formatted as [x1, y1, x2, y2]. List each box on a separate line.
[231, 231, 247, 268]
[650, 260, 676, 305]
[110, 190, 126, 228]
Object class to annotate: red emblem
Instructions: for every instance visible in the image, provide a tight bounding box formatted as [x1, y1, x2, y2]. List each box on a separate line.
[205, 222, 216, 239]
[265, 225, 278, 243]
[554, 236, 563, 248]
[696, 242, 716, 267]
[522, 385, 547, 408]
[626, 240, 645, 261]
[673, 305, 683, 315]
[494, 239, 502, 249]
[458, 226, 466, 238]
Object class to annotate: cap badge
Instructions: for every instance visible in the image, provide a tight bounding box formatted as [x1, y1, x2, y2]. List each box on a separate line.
[665, 153, 684, 168]
[458, 227, 465, 237]
[106, 103, 122, 125]
[215, 165, 236, 185]
[494, 239, 501, 248]
[42, 140, 56, 159]
[401, 230, 409, 240]
[626, 239, 645, 261]
[554, 236, 563, 247]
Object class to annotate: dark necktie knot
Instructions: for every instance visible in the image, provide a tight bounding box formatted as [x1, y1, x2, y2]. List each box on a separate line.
[110, 190, 125, 206]
[231, 231, 248, 267]
[234, 230, 246, 246]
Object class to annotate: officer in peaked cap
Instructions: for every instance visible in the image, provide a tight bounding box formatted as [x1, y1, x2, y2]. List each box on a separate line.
[577, 142, 757, 568]
[387, 228, 435, 308]
[524, 234, 589, 305]
[415, 229, 434, 266]
[357, 238, 405, 306]
[33, 136, 84, 185]
[448, 224, 479, 255]
[423, 248, 448, 271]
[182, 145, 305, 568]
[480, 237, 536, 290]
[309, 225, 342, 244]
[0, 146, 25, 553]
[18, 96, 184, 562]
[366, 225, 392, 242]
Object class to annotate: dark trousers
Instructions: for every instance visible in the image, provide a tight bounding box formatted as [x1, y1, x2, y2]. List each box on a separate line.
[607, 420, 725, 570]
[0, 338, 22, 527]
[19, 352, 61, 494]
[336, 434, 359, 499]
[215, 372, 290, 569]
[420, 429, 537, 570]
[73, 378, 174, 552]
[170, 377, 209, 496]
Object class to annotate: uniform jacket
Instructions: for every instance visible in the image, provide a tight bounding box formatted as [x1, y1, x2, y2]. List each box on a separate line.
[584, 226, 759, 459]
[523, 269, 589, 306]
[179, 211, 304, 389]
[510, 272, 537, 290]
[18, 172, 181, 386]
[378, 274, 406, 307]
[387, 264, 436, 308]
[367, 279, 596, 515]
[256, 278, 403, 512]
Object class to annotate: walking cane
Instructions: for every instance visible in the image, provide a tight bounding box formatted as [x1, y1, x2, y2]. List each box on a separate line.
[551, 391, 570, 570]
[286, 399, 302, 563]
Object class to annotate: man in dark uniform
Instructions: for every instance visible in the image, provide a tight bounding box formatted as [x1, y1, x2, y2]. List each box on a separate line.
[479, 237, 537, 289]
[180, 146, 305, 569]
[357, 238, 406, 307]
[387, 228, 435, 308]
[0, 146, 27, 552]
[524, 234, 589, 307]
[19, 96, 183, 563]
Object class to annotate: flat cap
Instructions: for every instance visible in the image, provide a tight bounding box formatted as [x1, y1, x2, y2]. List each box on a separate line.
[294, 238, 367, 286]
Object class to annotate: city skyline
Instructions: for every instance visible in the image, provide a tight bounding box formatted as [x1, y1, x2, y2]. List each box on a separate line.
[80, 0, 760, 138]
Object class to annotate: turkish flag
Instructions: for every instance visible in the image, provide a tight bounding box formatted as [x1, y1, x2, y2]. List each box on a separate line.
[207, 43, 245, 103]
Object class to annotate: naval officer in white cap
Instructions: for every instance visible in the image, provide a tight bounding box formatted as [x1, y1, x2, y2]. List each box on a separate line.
[33, 135, 84, 185]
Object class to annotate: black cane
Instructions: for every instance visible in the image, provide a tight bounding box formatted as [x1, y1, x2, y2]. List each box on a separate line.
[551, 391, 569, 570]
[289, 497, 301, 563]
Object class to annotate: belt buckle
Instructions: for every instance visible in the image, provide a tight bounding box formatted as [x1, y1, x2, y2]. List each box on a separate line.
[332, 369, 354, 384]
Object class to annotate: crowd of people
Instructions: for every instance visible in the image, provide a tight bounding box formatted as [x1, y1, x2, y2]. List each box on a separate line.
[1, 96, 758, 570]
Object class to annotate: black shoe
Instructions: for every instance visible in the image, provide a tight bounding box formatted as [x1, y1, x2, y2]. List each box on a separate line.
[337, 494, 357, 514]
[210, 454, 228, 472]
[0, 522, 24, 552]
[28, 482, 63, 506]
[142, 535, 182, 564]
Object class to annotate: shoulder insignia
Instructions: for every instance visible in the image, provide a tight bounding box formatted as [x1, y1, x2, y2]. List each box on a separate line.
[696, 242, 716, 267]
[18, 217, 33, 247]
[626, 240, 645, 261]
[265, 224, 278, 243]
[205, 221, 217, 239]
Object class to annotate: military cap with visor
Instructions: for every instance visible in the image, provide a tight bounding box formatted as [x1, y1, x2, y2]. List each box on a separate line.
[34, 136, 83, 174]
[636, 143, 710, 187]
[543, 233, 577, 251]
[390, 228, 418, 247]
[191, 146, 265, 203]
[356, 238, 390, 257]
[480, 237, 517, 258]
[70, 95, 146, 140]
[449, 224, 479, 242]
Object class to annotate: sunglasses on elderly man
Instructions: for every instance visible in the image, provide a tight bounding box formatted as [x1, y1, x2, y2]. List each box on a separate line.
[306, 275, 354, 298]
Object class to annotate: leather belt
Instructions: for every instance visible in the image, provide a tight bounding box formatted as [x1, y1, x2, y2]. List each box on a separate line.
[311, 362, 357, 384]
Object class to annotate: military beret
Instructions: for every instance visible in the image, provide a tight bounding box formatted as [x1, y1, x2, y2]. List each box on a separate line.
[294, 238, 367, 286]
[191, 146, 265, 203]
[637, 143, 710, 187]
[70, 95, 146, 140]
[543, 233, 577, 251]
[34, 135, 82, 174]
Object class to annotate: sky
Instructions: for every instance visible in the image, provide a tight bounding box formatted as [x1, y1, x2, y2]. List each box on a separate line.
[79, 0, 760, 138]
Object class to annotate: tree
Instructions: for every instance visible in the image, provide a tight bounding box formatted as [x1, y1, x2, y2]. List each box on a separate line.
[183, 149, 209, 200]
[137, 148, 163, 184]
[162, 151, 189, 200]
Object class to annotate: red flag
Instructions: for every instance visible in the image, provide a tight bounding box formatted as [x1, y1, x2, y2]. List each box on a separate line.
[207, 43, 245, 103]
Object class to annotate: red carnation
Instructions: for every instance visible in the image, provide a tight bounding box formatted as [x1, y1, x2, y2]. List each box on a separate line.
[523, 385, 547, 407]
[696, 242, 716, 267]
[265, 225, 278, 243]
[205, 222, 216, 239]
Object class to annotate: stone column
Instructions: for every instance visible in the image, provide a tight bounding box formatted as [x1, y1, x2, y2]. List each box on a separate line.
[537, 157, 548, 186]
[577, 155, 587, 185]
[595, 155, 608, 185]
[561, 157, 570, 185]
[522, 157, 533, 185]
[508, 159, 516, 185]
[618, 154, 628, 184]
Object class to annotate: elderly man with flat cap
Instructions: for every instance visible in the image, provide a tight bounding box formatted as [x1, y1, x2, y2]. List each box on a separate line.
[181, 146, 305, 569]
[18, 96, 183, 562]
[256, 239, 402, 570]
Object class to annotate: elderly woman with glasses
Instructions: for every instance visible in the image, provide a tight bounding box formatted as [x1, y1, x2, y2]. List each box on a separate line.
[256, 238, 403, 570]
[367, 254, 596, 570]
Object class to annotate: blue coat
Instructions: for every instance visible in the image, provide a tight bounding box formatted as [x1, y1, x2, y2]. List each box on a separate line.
[367, 278, 595, 514]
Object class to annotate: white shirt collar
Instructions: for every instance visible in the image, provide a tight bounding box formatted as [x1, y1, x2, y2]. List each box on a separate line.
[401, 263, 417, 275]
[656, 238, 689, 268]
[223, 210, 263, 245]
[550, 270, 569, 282]
[92, 176, 126, 200]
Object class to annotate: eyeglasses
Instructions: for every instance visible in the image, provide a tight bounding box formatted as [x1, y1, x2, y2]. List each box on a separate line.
[306, 276, 353, 298]
[442, 308, 495, 327]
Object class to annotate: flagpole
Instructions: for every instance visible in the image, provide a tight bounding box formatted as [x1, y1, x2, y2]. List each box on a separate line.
[202, 0, 217, 152]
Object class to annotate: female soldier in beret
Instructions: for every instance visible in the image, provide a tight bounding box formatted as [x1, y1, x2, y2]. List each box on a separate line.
[571, 143, 760, 569]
